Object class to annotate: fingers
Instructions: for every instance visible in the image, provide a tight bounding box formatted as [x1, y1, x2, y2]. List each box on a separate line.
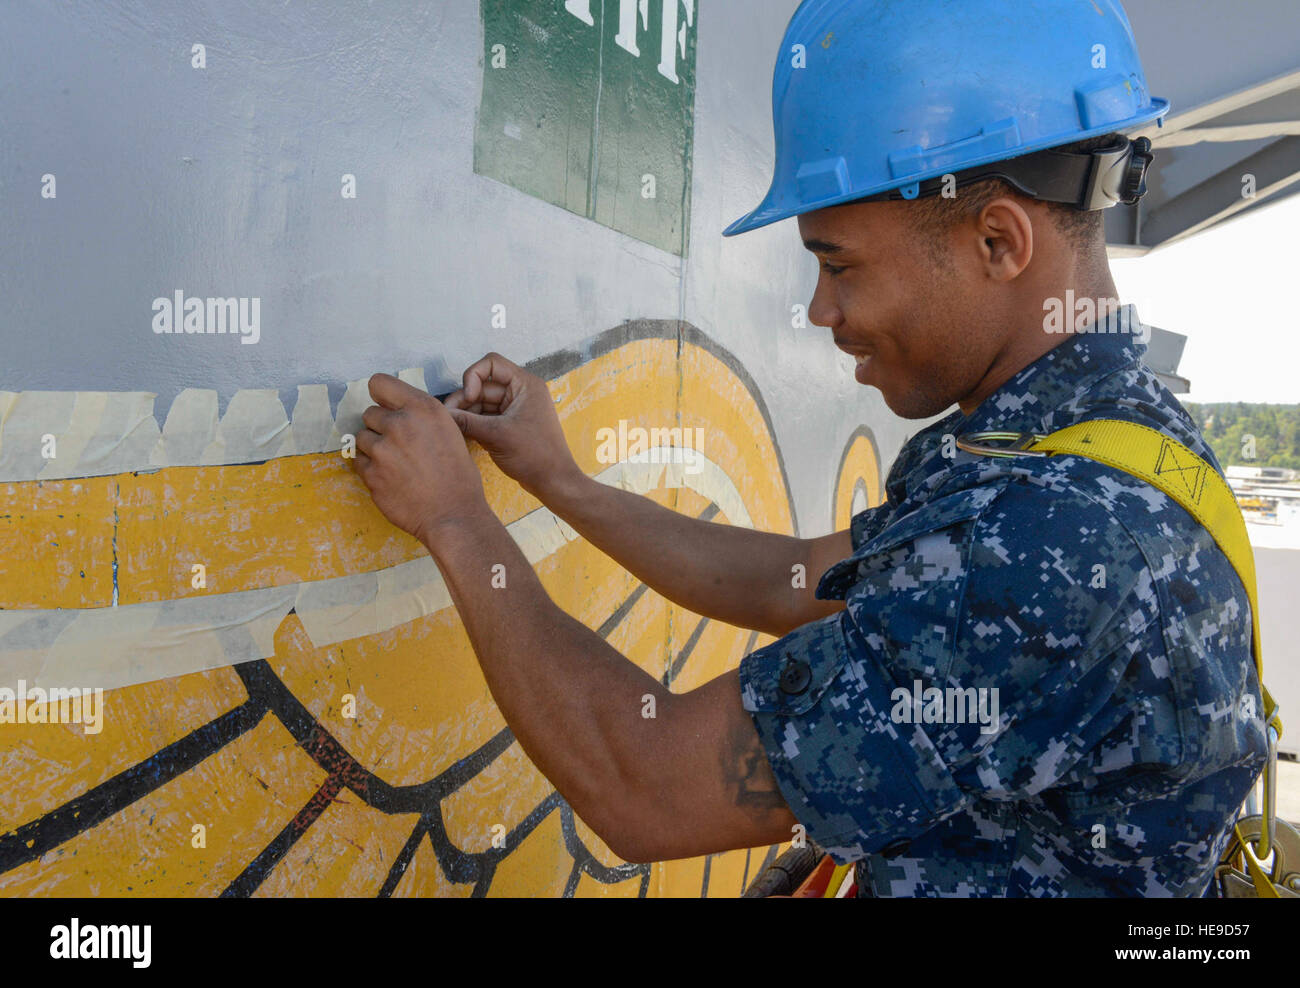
[443, 406, 470, 437]
[355, 427, 382, 458]
[361, 405, 395, 434]
[442, 391, 482, 415]
[444, 405, 495, 443]
[461, 352, 524, 405]
[444, 380, 509, 413]
[368, 372, 426, 410]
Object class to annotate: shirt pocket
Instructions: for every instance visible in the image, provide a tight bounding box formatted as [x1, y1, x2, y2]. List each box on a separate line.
[818, 482, 1007, 601]
[864, 482, 1007, 557]
[848, 483, 1009, 683]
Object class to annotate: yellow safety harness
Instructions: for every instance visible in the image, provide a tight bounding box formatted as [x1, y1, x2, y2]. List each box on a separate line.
[956, 419, 1293, 898]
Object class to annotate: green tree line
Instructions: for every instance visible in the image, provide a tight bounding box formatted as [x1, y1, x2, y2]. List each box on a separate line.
[1182, 402, 1300, 470]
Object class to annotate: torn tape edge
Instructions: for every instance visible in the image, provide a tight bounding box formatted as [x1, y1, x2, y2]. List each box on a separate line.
[0, 366, 432, 483]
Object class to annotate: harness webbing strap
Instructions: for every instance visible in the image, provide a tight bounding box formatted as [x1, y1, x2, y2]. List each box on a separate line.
[1025, 418, 1279, 734]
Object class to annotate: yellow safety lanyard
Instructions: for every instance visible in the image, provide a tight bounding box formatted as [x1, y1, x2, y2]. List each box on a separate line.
[956, 418, 1289, 898]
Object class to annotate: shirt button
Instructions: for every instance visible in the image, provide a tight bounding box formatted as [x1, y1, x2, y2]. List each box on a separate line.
[880, 838, 912, 859]
[778, 659, 812, 696]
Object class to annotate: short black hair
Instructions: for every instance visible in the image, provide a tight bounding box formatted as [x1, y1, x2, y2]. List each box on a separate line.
[908, 132, 1124, 257]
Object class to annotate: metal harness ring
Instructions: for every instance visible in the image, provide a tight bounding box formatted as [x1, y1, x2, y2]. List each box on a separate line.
[953, 431, 1051, 458]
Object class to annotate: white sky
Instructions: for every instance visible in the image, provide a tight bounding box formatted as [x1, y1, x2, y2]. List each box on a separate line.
[1110, 192, 1300, 405]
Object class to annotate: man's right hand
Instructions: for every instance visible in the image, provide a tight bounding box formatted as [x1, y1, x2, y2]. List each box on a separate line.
[443, 352, 585, 500]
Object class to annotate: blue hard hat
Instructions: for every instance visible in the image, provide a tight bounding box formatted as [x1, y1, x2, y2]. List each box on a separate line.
[724, 0, 1170, 236]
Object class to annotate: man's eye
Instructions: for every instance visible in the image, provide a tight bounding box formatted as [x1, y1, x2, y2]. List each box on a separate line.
[820, 261, 846, 276]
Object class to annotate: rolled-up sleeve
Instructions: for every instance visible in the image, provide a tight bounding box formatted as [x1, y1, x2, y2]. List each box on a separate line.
[739, 611, 969, 860]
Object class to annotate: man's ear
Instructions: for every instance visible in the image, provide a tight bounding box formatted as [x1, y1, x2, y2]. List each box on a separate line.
[973, 197, 1034, 281]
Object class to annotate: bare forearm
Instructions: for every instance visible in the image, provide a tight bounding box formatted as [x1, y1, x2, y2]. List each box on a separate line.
[541, 470, 840, 636]
[422, 508, 673, 857]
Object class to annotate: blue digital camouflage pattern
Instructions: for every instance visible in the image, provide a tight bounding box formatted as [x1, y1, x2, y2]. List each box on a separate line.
[739, 305, 1268, 897]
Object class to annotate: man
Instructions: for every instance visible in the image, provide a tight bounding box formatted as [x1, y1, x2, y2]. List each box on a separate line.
[353, 0, 1267, 896]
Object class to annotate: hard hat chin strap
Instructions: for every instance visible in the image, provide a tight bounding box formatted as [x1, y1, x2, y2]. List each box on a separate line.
[858, 136, 1154, 212]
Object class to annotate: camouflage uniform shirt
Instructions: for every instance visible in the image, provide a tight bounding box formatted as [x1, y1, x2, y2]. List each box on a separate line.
[739, 305, 1268, 897]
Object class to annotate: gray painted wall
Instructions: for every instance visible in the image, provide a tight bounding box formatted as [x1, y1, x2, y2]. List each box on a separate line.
[3, 0, 1293, 536]
[0, 0, 908, 538]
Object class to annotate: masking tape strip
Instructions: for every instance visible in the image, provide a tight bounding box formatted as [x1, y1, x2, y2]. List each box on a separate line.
[0, 450, 749, 693]
[0, 391, 162, 482]
[0, 368, 429, 483]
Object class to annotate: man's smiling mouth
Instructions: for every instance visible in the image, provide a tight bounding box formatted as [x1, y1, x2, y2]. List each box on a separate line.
[834, 340, 875, 363]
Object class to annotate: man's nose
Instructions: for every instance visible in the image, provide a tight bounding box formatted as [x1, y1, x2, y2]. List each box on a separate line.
[807, 282, 840, 330]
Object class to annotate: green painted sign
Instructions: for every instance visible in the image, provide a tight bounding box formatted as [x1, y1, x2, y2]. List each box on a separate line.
[475, 0, 697, 256]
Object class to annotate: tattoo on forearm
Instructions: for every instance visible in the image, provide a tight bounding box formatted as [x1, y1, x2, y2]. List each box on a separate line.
[723, 715, 787, 813]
